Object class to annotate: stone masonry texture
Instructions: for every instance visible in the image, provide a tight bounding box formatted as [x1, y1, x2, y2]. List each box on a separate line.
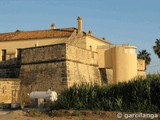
[19, 43, 102, 103]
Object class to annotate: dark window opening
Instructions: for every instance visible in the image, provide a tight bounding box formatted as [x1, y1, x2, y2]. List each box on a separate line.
[89, 45, 92, 51]
[2, 49, 6, 61]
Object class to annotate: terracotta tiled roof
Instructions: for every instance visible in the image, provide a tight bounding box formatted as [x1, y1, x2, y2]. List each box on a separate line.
[0, 27, 76, 41]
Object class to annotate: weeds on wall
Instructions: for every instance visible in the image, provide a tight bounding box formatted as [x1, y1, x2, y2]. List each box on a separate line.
[51, 74, 160, 112]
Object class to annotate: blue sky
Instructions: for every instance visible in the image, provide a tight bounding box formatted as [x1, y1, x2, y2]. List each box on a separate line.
[0, 0, 160, 73]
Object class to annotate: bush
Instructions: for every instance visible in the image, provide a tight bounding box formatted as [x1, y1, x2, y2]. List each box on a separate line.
[51, 74, 160, 112]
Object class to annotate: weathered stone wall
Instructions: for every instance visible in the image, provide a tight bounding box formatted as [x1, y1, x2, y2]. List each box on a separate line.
[20, 62, 67, 103]
[65, 44, 101, 87]
[99, 68, 113, 86]
[66, 44, 98, 65]
[21, 44, 66, 64]
[19, 43, 102, 103]
[0, 58, 21, 78]
[19, 44, 67, 103]
[0, 67, 20, 78]
[0, 78, 20, 104]
[66, 61, 101, 87]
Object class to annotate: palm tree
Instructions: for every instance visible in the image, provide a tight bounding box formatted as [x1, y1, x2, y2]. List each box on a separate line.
[137, 50, 151, 70]
[153, 39, 160, 58]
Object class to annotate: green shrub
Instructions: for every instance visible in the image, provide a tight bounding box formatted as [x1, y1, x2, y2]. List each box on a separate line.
[51, 74, 160, 112]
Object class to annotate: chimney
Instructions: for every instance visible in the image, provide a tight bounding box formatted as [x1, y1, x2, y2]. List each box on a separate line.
[50, 24, 56, 30]
[77, 16, 82, 34]
[88, 30, 93, 35]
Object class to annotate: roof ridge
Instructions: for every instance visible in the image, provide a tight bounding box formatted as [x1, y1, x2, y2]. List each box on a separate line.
[0, 27, 77, 35]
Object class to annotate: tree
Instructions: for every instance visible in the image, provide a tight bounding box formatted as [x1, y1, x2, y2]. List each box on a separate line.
[137, 50, 151, 69]
[153, 39, 160, 58]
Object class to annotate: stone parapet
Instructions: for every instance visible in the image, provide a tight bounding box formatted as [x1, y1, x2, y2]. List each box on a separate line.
[21, 44, 66, 64]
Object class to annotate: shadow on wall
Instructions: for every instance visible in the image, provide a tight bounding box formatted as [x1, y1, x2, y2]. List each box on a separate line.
[99, 68, 108, 85]
[0, 58, 21, 78]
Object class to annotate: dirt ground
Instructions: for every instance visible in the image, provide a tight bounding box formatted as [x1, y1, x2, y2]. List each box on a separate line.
[0, 109, 159, 120]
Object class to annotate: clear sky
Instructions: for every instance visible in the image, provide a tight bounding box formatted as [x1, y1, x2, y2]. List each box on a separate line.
[0, 0, 160, 73]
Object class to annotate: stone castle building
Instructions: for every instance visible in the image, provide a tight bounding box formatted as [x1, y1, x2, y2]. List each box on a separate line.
[0, 17, 145, 104]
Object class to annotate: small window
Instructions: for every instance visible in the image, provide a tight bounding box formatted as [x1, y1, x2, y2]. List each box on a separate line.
[89, 46, 92, 51]
[2, 49, 6, 61]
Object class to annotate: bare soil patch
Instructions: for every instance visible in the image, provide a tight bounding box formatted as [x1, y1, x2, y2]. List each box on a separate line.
[0, 109, 159, 120]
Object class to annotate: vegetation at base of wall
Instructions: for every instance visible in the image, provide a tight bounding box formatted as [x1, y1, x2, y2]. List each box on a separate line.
[51, 74, 160, 112]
